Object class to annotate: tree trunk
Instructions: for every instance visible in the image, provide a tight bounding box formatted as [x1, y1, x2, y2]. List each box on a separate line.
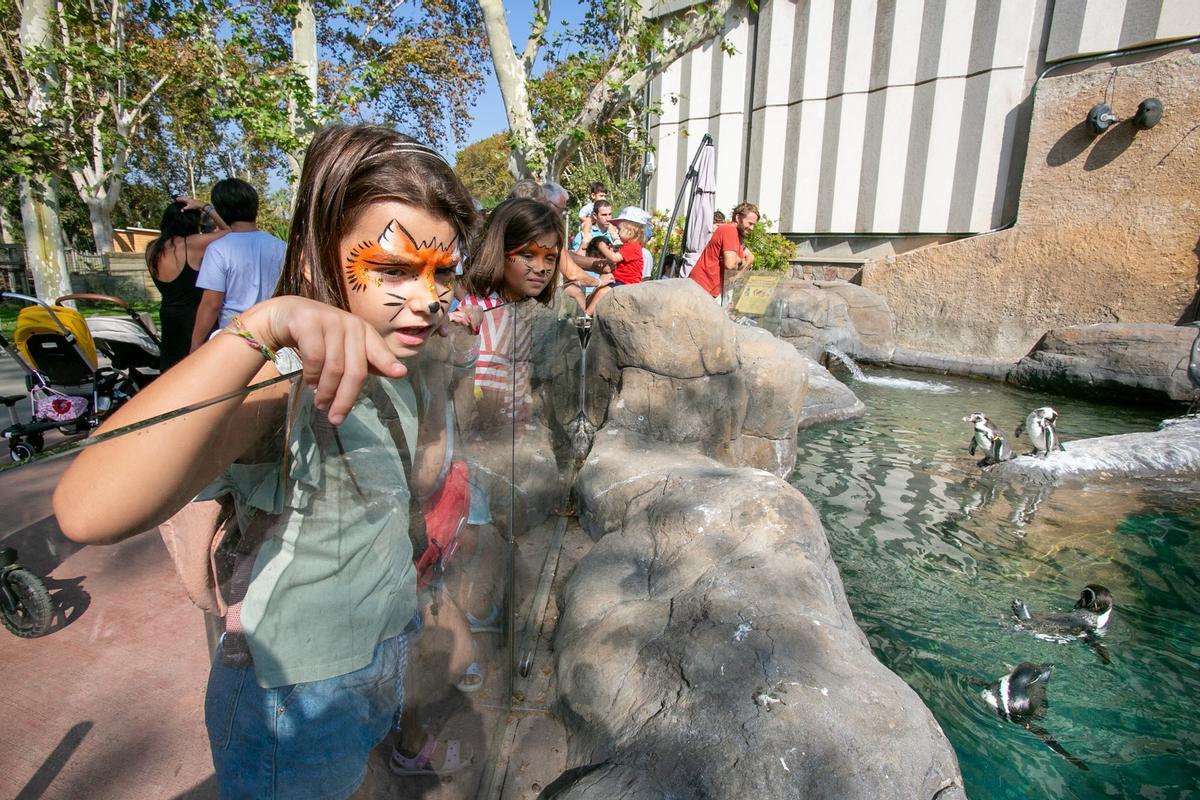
[477, 0, 544, 180]
[0, 195, 18, 244]
[287, 0, 319, 199]
[85, 195, 117, 254]
[19, 0, 71, 299]
[19, 177, 72, 301]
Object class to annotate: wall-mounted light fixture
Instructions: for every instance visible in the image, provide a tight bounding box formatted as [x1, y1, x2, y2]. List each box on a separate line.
[1132, 97, 1163, 129]
[1086, 102, 1118, 134]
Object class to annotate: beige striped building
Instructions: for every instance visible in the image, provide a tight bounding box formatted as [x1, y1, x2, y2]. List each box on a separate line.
[647, 0, 1200, 251]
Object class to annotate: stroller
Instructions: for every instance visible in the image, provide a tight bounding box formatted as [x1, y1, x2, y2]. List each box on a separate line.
[1, 292, 160, 462]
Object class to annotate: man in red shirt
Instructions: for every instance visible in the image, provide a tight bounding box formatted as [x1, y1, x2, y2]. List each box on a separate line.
[689, 202, 758, 299]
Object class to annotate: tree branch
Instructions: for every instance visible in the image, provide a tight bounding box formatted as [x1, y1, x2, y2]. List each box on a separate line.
[520, 0, 550, 74]
[549, 0, 739, 178]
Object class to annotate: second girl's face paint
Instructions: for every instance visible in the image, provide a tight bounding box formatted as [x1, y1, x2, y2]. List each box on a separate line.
[503, 239, 558, 300]
[339, 202, 459, 360]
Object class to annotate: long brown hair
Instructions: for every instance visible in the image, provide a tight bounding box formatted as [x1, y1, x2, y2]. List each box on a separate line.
[277, 124, 478, 308]
[463, 197, 562, 304]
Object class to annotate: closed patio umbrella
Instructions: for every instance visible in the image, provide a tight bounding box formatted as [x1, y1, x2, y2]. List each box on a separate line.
[679, 138, 716, 278]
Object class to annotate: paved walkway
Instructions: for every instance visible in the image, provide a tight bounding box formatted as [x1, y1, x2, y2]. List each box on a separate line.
[0, 453, 216, 799]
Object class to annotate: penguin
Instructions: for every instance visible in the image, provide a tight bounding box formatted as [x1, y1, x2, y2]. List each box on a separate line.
[962, 413, 1012, 465]
[979, 663, 1087, 771]
[982, 662, 1053, 721]
[1011, 584, 1113, 664]
[1014, 406, 1065, 456]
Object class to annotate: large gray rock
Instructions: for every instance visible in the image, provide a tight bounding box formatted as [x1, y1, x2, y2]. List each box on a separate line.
[762, 279, 897, 362]
[764, 281, 855, 360]
[586, 281, 809, 476]
[798, 355, 866, 429]
[990, 415, 1200, 484]
[596, 278, 739, 378]
[815, 280, 897, 361]
[1008, 323, 1199, 403]
[734, 325, 808, 476]
[557, 431, 965, 800]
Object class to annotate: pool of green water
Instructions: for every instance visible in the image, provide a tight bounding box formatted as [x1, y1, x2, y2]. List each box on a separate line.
[790, 366, 1200, 799]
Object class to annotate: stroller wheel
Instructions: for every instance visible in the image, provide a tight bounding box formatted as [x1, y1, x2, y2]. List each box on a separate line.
[9, 442, 35, 462]
[9, 433, 44, 462]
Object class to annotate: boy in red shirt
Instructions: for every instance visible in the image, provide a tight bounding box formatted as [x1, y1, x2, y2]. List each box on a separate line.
[690, 202, 758, 299]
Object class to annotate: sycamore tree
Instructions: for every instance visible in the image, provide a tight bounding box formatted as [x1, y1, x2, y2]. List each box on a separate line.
[477, 0, 741, 181]
[209, 0, 488, 192]
[0, 0, 211, 255]
[2, 0, 78, 296]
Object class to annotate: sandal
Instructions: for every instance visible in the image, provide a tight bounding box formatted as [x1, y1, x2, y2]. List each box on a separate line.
[454, 660, 484, 693]
[390, 734, 471, 776]
[467, 603, 502, 634]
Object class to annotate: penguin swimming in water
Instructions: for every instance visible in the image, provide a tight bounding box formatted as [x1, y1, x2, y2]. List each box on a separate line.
[962, 413, 1012, 465]
[980, 662, 1087, 770]
[1014, 406, 1065, 456]
[1011, 584, 1113, 664]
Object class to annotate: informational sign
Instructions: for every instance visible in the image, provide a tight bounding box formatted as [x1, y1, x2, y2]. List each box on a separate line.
[733, 274, 782, 316]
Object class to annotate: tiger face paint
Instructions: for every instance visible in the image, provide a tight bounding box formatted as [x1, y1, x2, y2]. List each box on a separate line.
[345, 218, 459, 302]
[503, 240, 558, 300]
[340, 202, 460, 361]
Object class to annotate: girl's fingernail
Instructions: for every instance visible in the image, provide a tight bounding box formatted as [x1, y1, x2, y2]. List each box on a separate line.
[329, 413, 344, 425]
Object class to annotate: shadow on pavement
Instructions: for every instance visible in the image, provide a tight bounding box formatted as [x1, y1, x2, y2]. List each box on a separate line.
[14, 721, 94, 800]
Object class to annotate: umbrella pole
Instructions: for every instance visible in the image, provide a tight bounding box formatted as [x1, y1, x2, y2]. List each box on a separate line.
[654, 133, 713, 280]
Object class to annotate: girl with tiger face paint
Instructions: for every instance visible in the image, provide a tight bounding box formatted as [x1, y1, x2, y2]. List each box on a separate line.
[54, 125, 481, 800]
[458, 198, 563, 305]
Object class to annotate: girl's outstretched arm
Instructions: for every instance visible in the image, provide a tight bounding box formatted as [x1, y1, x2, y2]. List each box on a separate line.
[54, 297, 407, 545]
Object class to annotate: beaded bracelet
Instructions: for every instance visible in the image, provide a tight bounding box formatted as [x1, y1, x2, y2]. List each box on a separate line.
[221, 315, 276, 362]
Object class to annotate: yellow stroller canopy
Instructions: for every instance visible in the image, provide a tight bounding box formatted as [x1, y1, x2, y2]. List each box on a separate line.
[14, 305, 99, 370]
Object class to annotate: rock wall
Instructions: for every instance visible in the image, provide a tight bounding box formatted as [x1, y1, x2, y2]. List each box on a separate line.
[864, 46, 1200, 361]
[546, 281, 965, 799]
[1009, 323, 1199, 403]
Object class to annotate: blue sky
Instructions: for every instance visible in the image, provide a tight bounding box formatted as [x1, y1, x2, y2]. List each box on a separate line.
[442, 1, 591, 162]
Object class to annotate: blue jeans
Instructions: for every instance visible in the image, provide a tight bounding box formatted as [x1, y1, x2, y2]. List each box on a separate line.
[205, 632, 410, 799]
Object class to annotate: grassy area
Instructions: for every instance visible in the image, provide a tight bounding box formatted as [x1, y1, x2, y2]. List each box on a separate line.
[1, 300, 161, 341]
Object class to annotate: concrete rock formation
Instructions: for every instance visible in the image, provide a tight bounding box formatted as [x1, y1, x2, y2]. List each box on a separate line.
[549, 280, 965, 799]
[813, 280, 898, 361]
[864, 48, 1200, 361]
[556, 430, 965, 800]
[798, 354, 867, 429]
[735, 326, 809, 476]
[990, 415, 1200, 484]
[586, 279, 809, 477]
[1008, 323, 1198, 403]
[762, 279, 896, 362]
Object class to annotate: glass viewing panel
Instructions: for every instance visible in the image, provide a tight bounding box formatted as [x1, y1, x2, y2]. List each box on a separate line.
[0, 297, 555, 797]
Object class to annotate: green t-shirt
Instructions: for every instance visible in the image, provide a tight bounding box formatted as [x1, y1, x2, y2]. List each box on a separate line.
[201, 361, 419, 688]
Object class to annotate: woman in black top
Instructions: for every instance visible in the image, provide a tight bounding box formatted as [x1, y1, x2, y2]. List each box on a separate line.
[145, 198, 229, 369]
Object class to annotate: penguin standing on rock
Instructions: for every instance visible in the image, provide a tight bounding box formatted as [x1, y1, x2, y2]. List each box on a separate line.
[980, 662, 1088, 770]
[963, 413, 1013, 465]
[1011, 584, 1113, 664]
[1015, 407, 1065, 455]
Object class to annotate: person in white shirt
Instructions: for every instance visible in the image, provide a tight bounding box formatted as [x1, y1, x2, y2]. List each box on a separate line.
[190, 178, 287, 352]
